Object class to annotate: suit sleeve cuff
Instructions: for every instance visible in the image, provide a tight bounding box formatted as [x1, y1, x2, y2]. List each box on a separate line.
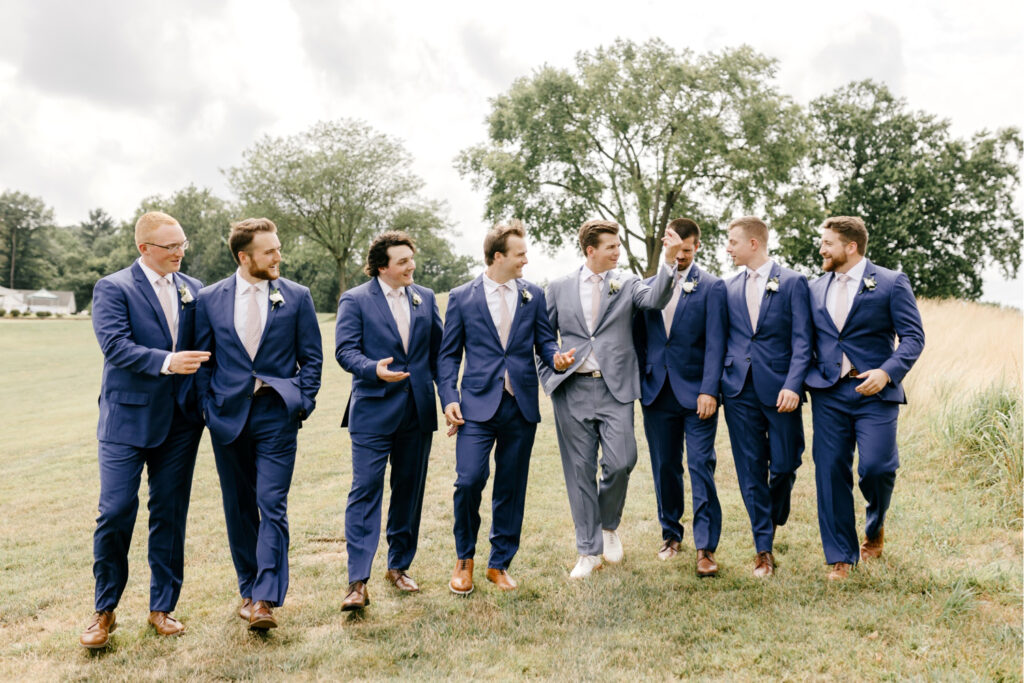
[160, 352, 174, 375]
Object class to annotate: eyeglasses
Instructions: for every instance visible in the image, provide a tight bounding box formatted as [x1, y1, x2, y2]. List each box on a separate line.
[143, 240, 190, 253]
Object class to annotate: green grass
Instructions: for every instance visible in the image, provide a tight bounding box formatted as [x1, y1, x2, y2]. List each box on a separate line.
[0, 313, 1020, 680]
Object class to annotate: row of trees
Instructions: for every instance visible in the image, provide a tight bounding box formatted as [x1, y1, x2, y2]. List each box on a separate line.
[2, 40, 1020, 307]
[458, 40, 1022, 299]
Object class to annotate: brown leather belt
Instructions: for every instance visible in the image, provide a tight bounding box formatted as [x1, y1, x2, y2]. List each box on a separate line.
[575, 370, 603, 378]
[253, 386, 276, 397]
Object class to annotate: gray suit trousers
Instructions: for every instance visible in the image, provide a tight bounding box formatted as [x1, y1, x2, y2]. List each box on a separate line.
[551, 374, 638, 555]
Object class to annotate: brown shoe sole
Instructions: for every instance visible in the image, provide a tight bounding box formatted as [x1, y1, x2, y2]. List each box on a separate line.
[448, 581, 474, 595]
[249, 616, 277, 630]
[80, 622, 117, 649]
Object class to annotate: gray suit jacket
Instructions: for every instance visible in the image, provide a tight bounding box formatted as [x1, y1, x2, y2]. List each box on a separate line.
[539, 265, 675, 403]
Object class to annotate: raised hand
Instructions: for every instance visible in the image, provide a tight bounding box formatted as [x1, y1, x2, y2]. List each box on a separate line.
[553, 347, 577, 372]
[376, 357, 411, 383]
[662, 228, 683, 263]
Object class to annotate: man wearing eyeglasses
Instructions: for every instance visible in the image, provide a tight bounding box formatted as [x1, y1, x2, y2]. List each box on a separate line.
[81, 211, 210, 649]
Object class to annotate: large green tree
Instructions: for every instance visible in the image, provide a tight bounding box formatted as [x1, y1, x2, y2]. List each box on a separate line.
[0, 190, 58, 290]
[226, 120, 425, 294]
[53, 208, 133, 310]
[457, 39, 807, 276]
[777, 80, 1022, 299]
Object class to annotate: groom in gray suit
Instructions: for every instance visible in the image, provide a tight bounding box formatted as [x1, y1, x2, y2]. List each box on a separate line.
[540, 219, 682, 578]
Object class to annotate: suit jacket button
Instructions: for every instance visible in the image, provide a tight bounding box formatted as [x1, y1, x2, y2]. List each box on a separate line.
[247, 394, 253, 400]
[745, 357, 751, 362]
[251, 371, 257, 376]
[403, 385, 410, 393]
[590, 336, 595, 341]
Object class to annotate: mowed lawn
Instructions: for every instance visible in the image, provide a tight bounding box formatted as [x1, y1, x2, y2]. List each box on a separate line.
[0, 297, 1020, 680]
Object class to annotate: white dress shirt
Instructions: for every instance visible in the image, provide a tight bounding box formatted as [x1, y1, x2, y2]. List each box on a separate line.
[377, 276, 411, 328]
[138, 259, 177, 374]
[577, 266, 609, 373]
[825, 257, 868, 316]
[745, 259, 775, 297]
[234, 271, 269, 345]
[482, 273, 517, 336]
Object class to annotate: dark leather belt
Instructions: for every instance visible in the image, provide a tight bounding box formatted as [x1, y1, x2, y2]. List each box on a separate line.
[575, 370, 603, 378]
[843, 367, 859, 379]
[253, 386, 276, 397]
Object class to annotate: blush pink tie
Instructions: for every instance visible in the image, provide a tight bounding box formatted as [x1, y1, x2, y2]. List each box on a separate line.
[498, 283, 514, 395]
[745, 271, 761, 332]
[156, 277, 177, 350]
[832, 273, 853, 376]
[389, 289, 410, 353]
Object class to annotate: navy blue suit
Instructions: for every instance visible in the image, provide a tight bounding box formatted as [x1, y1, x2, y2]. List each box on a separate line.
[195, 275, 323, 606]
[806, 260, 924, 564]
[90, 261, 204, 612]
[721, 262, 812, 553]
[335, 278, 442, 584]
[634, 264, 727, 552]
[438, 276, 560, 569]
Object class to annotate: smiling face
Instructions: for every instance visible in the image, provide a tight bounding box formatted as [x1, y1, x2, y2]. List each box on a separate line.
[819, 227, 861, 273]
[586, 233, 621, 274]
[379, 244, 416, 289]
[492, 234, 528, 282]
[240, 230, 282, 281]
[672, 232, 699, 271]
[137, 221, 187, 277]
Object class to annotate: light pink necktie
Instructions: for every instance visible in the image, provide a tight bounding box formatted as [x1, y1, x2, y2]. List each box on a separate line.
[589, 274, 603, 333]
[156, 277, 177, 350]
[244, 284, 262, 360]
[832, 273, 853, 376]
[498, 283, 514, 395]
[389, 289, 410, 352]
[663, 272, 683, 336]
[745, 271, 761, 332]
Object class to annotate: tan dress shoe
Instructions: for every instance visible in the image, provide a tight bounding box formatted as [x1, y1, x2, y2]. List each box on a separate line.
[79, 610, 116, 649]
[753, 551, 775, 578]
[148, 611, 186, 636]
[385, 569, 420, 592]
[696, 549, 718, 577]
[449, 558, 474, 595]
[657, 539, 680, 561]
[860, 528, 884, 561]
[248, 601, 277, 630]
[486, 568, 518, 591]
[828, 562, 852, 581]
[341, 581, 370, 611]
[238, 598, 253, 621]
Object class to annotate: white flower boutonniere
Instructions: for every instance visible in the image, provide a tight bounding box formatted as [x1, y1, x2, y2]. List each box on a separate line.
[178, 285, 194, 307]
[681, 280, 697, 294]
[269, 288, 285, 309]
[410, 292, 422, 307]
[765, 276, 780, 293]
[608, 279, 622, 295]
[862, 276, 877, 292]
[520, 288, 533, 305]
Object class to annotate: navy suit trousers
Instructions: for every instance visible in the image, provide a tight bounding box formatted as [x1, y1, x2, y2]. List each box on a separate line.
[641, 383, 721, 551]
[93, 408, 201, 612]
[723, 377, 803, 552]
[346, 392, 432, 583]
[453, 391, 537, 569]
[212, 392, 299, 606]
[810, 380, 899, 564]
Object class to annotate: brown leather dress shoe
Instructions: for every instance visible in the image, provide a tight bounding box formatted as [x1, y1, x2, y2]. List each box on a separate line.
[696, 549, 718, 577]
[828, 562, 852, 581]
[449, 558, 474, 595]
[485, 567, 518, 591]
[753, 551, 775, 578]
[341, 581, 370, 611]
[248, 601, 277, 630]
[385, 569, 420, 592]
[657, 539, 681, 561]
[148, 611, 186, 636]
[861, 527, 884, 561]
[238, 598, 253, 621]
[79, 610, 116, 649]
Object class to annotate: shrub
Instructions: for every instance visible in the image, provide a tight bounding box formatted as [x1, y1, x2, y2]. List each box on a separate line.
[35, 311, 51, 318]
[10, 309, 21, 317]
[939, 382, 1023, 526]
[0, 308, 6, 317]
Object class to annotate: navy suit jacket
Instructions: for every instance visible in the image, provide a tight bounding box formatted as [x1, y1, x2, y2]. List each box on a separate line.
[92, 262, 203, 447]
[335, 278, 442, 435]
[438, 276, 559, 424]
[634, 264, 727, 409]
[195, 276, 323, 444]
[721, 262, 813, 406]
[804, 259, 925, 404]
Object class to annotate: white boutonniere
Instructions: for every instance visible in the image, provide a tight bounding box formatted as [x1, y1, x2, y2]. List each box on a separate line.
[765, 276, 780, 293]
[178, 285, 194, 306]
[520, 288, 532, 305]
[862, 276, 877, 292]
[608, 278, 622, 295]
[269, 288, 285, 309]
[681, 279, 697, 294]
[410, 292, 422, 307]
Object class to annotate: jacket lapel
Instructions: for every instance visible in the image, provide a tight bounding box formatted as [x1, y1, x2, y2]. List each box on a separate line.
[508, 279, 529, 345]
[472, 277, 502, 346]
[132, 262, 173, 347]
[407, 285, 424, 346]
[594, 270, 614, 329]
[844, 259, 875, 325]
[813, 274, 839, 334]
[669, 265, 700, 335]
[729, 271, 753, 336]
[370, 278, 404, 352]
[256, 282, 277, 352]
[754, 262, 780, 332]
[569, 268, 589, 333]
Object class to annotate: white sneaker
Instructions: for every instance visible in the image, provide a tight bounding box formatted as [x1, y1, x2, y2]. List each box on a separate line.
[602, 529, 624, 564]
[569, 554, 603, 579]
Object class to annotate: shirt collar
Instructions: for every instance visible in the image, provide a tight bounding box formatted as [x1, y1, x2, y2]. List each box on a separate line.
[377, 276, 405, 299]
[747, 260, 774, 280]
[235, 270, 269, 294]
[677, 263, 695, 282]
[581, 265, 609, 282]
[836, 258, 868, 284]
[138, 258, 172, 286]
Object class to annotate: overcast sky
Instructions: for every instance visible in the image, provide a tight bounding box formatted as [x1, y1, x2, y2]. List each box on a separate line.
[1, 0, 1021, 304]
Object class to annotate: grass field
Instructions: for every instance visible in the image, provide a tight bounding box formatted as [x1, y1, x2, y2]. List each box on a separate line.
[0, 297, 1020, 680]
